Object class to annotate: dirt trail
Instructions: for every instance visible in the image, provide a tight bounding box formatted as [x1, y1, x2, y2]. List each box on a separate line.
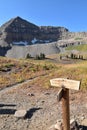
[0, 78, 36, 95]
[0, 77, 87, 130]
[0, 73, 47, 95]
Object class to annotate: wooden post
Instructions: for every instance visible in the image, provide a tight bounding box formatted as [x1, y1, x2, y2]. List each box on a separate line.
[62, 88, 70, 130]
[50, 78, 80, 130]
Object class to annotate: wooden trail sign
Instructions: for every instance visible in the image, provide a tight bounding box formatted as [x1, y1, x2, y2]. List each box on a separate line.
[50, 78, 80, 90]
[50, 78, 80, 130]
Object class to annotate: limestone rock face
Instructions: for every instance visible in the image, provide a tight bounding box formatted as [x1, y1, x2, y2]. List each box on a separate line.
[39, 26, 68, 42]
[0, 16, 40, 46]
[0, 16, 69, 46]
[0, 16, 69, 57]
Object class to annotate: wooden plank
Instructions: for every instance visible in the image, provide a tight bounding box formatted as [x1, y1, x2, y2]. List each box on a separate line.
[57, 88, 64, 102]
[50, 78, 80, 90]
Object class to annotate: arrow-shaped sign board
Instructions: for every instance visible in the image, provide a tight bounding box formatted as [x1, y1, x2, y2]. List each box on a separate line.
[50, 78, 80, 90]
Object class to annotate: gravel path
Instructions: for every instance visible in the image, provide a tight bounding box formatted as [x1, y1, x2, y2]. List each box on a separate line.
[0, 80, 87, 130]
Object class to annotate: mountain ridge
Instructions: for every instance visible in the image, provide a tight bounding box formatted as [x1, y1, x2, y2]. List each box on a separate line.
[0, 16, 69, 46]
[0, 16, 87, 58]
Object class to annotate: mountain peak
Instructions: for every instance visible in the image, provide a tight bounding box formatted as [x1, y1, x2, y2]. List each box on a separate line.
[11, 16, 23, 22]
[0, 16, 39, 31]
[14, 16, 21, 19]
[0, 16, 69, 47]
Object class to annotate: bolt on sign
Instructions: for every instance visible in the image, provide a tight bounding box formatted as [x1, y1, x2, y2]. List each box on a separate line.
[50, 78, 80, 130]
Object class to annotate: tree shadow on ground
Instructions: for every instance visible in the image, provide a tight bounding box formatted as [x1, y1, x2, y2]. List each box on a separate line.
[0, 104, 16, 107]
[0, 109, 16, 114]
[25, 107, 42, 119]
[79, 125, 87, 130]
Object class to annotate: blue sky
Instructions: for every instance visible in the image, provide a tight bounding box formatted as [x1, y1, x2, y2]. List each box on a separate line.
[0, 0, 87, 32]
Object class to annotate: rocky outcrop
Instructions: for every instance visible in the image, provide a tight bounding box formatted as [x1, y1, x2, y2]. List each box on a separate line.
[6, 42, 60, 58]
[0, 16, 40, 46]
[0, 16, 69, 46]
[39, 26, 68, 42]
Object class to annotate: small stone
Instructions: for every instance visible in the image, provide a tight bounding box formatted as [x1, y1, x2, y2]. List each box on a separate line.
[70, 119, 75, 124]
[27, 93, 34, 96]
[14, 110, 27, 118]
[71, 97, 75, 101]
[80, 116, 85, 121]
[41, 100, 45, 103]
[70, 119, 79, 130]
[48, 125, 55, 130]
[55, 120, 63, 130]
[44, 92, 50, 95]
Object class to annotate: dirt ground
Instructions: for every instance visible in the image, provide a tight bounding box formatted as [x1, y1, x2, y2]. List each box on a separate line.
[0, 78, 87, 130]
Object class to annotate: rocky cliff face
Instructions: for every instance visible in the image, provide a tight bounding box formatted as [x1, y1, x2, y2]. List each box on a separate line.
[0, 16, 69, 46]
[0, 17, 40, 46]
[39, 26, 68, 42]
[1, 16, 87, 58]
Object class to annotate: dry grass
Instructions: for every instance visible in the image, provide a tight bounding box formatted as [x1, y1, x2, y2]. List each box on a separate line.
[0, 56, 87, 90]
[0, 57, 56, 89]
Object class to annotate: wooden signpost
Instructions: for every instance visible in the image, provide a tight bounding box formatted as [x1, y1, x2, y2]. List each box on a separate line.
[50, 78, 80, 130]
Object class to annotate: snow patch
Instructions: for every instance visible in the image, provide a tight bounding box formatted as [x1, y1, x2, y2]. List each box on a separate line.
[31, 38, 38, 44]
[31, 38, 51, 44]
[12, 41, 28, 46]
[44, 40, 50, 43]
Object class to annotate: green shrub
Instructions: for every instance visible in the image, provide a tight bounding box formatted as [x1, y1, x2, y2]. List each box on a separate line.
[35, 53, 45, 60]
[26, 53, 31, 59]
[40, 53, 45, 59]
[35, 54, 41, 60]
